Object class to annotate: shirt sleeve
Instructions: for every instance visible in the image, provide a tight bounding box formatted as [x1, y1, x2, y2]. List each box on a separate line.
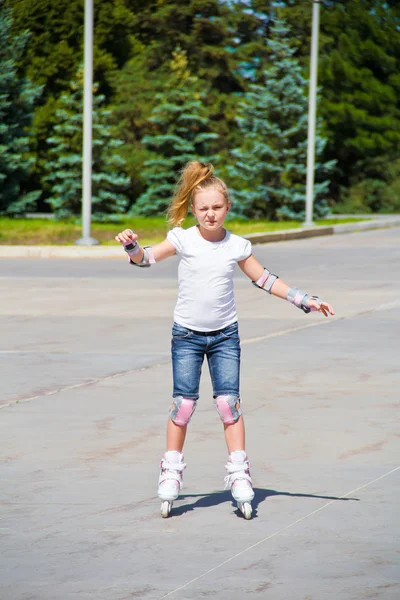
[167, 227, 184, 254]
[237, 239, 252, 261]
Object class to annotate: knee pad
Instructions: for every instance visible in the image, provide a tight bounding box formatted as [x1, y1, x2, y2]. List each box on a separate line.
[214, 395, 242, 424]
[169, 396, 197, 426]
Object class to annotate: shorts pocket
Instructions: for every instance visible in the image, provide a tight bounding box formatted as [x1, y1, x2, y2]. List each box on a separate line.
[220, 322, 239, 339]
[172, 323, 193, 339]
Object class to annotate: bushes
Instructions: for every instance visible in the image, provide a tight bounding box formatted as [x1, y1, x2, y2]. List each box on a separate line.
[335, 158, 400, 214]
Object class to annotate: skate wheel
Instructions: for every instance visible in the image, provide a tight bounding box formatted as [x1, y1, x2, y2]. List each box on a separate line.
[161, 500, 172, 518]
[239, 502, 252, 520]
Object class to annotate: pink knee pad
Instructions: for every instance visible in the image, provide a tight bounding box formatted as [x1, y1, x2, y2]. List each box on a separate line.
[214, 395, 242, 424]
[169, 396, 197, 426]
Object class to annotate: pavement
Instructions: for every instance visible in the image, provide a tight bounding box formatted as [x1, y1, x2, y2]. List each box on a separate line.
[0, 227, 399, 599]
[0, 214, 399, 258]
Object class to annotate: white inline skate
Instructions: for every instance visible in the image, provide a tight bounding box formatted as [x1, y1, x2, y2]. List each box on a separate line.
[158, 451, 186, 518]
[224, 450, 255, 520]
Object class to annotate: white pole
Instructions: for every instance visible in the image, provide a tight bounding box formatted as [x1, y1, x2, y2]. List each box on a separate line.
[304, 0, 320, 227]
[76, 0, 98, 245]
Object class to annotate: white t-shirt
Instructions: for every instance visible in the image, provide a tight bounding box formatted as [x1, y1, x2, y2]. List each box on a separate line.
[167, 226, 252, 331]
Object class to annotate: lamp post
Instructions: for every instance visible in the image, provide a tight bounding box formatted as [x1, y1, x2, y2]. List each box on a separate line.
[76, 0, 98, 245]
[304, 0, 321, 227]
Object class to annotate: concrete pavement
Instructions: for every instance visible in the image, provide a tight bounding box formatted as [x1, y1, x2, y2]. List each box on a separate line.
[0, 228, 399, 599]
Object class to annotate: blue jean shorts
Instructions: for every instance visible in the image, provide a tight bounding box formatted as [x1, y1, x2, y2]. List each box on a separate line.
[171, 321, 241, 399]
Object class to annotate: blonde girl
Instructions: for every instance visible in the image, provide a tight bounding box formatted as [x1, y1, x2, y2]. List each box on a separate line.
[116, 161, 334, 519]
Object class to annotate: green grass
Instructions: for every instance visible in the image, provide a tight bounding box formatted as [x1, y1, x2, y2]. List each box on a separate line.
[0, 216, 368, 246]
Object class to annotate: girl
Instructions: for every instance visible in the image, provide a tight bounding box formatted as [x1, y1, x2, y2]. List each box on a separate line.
[116, 161, 334, 519]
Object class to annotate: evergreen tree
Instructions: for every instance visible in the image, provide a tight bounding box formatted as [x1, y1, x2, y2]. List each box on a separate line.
[0, 4, 42, 214]
[317, 0, 400, 202]
[111, 1, 272, 208]
[123, 0, 269, 93]
[227, 17, 333, 220]
[44, 73, 129, 220]
[110, 42, 171, 207]
[276, 0, 400, 208]
[7, 0, 135, 210]
[7, 0, 400, 213]
[132, 50, 218, 216]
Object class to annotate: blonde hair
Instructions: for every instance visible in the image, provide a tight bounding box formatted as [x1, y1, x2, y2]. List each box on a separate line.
[167, 161, 230, 227]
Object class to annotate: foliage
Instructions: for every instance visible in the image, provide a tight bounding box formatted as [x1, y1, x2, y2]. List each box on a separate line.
[336, 157, 400, 214]
[110, 42, 170, 207]
[227, 17, 334, 220]
[318, 0, 400, 198]
[0, 3, 42, 214]
[43, 71, 129, 220]
[6, 0, 135, 208]
[123, 0, 270, 92]
[7, 0, 136, 97]
[275, 0, 400, 203]
[132, 50, 219, 216]
[111, 1, 272, 208]
[4, 0, 400, 215]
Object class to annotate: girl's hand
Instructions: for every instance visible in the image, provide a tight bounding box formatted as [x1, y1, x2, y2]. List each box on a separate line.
[115, 229, 139, 245]
[309, 298, 335, 317]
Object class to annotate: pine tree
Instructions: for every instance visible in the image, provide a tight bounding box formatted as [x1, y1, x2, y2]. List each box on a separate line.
[132, 50, 218, 216]
[227, 17, 334, 221]
[0, 4, 42, 214]
[112, 1, 272, 206]
[44, 72, 129, 220]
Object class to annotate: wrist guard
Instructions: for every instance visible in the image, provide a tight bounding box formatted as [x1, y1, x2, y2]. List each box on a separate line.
[130, 246, 156, 268]
[286, 287, 322, 314]
[123, 240, 141, 257]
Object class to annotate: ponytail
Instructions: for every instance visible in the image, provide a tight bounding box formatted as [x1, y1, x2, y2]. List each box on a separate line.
[167, 161, 214, 227]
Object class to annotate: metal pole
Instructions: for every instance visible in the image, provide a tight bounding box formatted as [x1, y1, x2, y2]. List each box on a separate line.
[304, 0, 320, 227]
[76, 0, 98, 245]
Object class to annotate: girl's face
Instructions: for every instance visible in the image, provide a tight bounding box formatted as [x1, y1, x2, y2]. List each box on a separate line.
[192, 189, 230, 232]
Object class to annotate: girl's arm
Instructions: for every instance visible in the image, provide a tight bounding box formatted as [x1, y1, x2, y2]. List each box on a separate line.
[238, 254, 335, 317]
[115, 229, 176, 264]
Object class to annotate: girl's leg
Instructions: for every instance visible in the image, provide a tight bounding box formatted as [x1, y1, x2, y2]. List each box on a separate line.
[208, 327, 254, 518]
[224, 415, 245, 453]
[207, 324, 243, 446]
[167, 418, 187, 452]
[166, 323, 205, 452]
[158, 326, 205, 513]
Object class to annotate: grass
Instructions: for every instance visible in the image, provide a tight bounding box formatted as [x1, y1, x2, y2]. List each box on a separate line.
[0, 216, 368, 246]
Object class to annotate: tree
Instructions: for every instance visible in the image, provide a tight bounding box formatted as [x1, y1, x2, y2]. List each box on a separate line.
[123, 0, 269, 93]
[111, 1, 273, 206]
[8, 0, 136, 99]
[0, 4, 42, 215]
[274, 0, 400, 207]
[7, 0, 135, 210]
[227, 17, 333, 220]
[110, 41, 171, 207]
[44, 72, 129, 220]
[317, 0, 400, 201]
[132, 50, 218, 216]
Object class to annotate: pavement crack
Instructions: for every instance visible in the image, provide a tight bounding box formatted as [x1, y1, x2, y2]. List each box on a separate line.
[1, 359, 170, 409]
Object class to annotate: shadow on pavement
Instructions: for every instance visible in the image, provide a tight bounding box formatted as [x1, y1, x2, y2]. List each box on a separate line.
[171, 487, 360, 519]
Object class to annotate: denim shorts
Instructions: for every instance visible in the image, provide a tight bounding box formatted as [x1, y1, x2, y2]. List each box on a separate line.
[171, 321, 241, 399]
